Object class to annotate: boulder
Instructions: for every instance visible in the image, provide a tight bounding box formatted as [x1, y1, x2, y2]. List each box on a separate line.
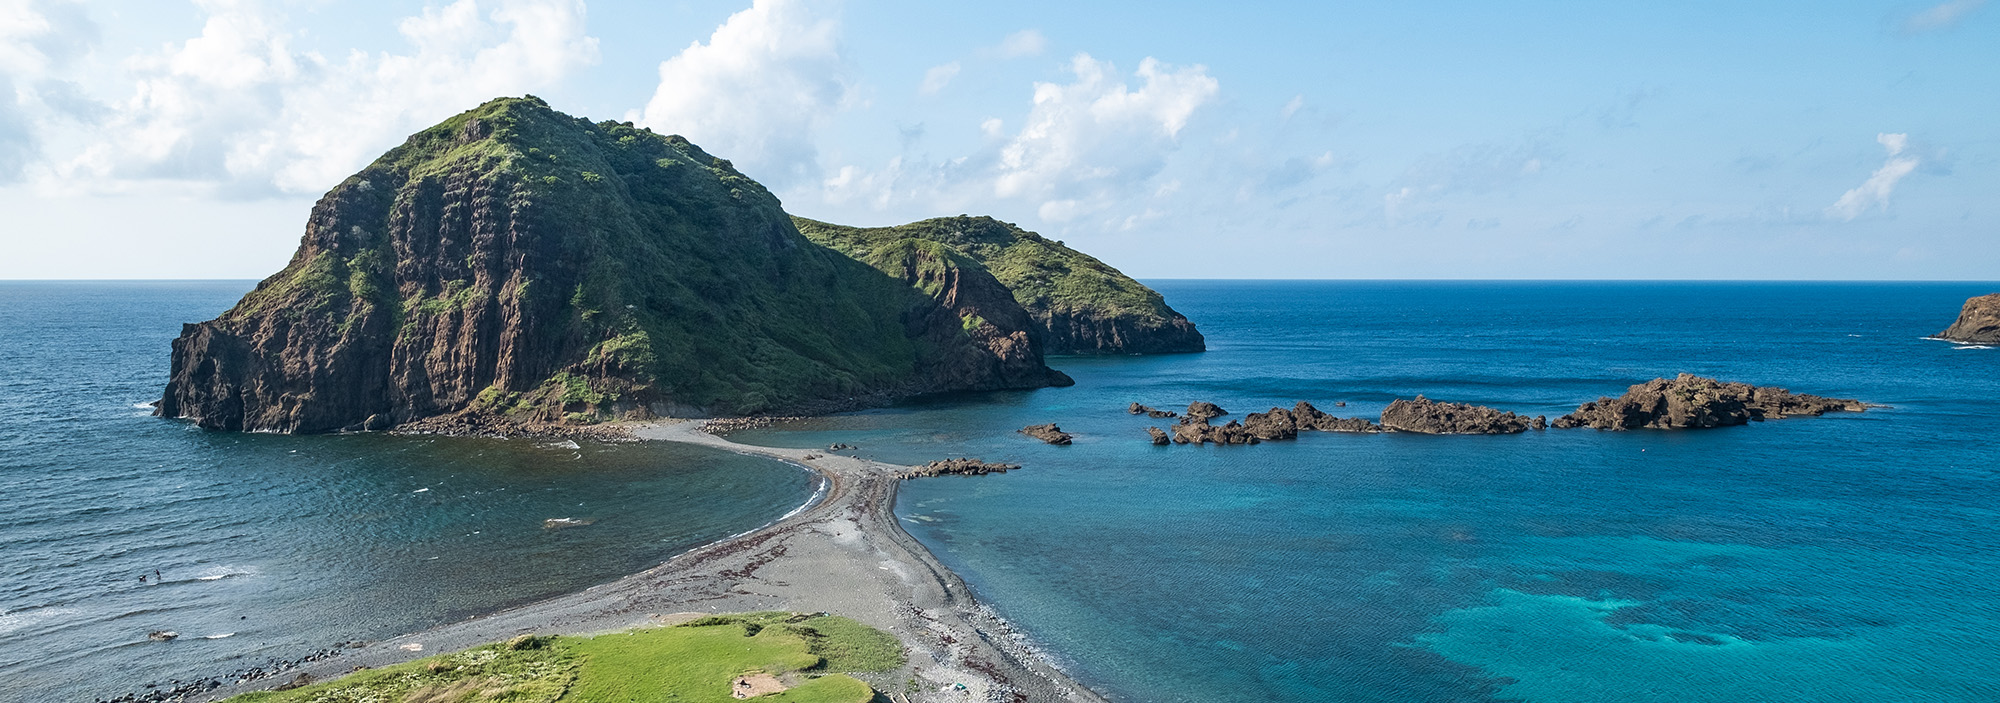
[1146, 427, 1171, 445]
[1291, 401, 1383, 433]
[1184, 401, 1227, 423]
[1553, 374, 1870, 430]
[1380, 396, 1539, 434]
[1019, 423, 1073, 445]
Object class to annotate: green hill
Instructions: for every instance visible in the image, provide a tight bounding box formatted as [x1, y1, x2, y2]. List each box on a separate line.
[795, 216, 1205, 354]
[159, 97, 1069, 433]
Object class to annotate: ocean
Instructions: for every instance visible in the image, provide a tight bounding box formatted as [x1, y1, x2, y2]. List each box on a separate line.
[0, 282, 817, 702]
[727, 281, 2000, 703]
[3, 280, 1997, 702]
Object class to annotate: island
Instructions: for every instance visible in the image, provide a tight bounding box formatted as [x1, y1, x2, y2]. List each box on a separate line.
[156, 96, 1200, 435]
[1936, 293, 2000, 345]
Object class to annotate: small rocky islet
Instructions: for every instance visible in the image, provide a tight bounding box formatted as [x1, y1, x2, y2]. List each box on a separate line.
[1936, 293, 2000, 345]
[1136, 374, 1871, 445]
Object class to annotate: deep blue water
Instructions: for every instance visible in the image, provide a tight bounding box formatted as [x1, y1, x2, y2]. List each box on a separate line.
[0, 282, 817, 702]
[725, 281, 2000, 703]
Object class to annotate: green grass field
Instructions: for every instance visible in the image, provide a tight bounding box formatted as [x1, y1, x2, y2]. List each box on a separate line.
[226, 612, 903, 703]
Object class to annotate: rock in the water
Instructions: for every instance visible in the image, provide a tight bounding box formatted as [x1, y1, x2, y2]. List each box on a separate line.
[1184, 401, 1227, 423]
[899, 458, 1021, 479]
[1146, 427, 1170, 445]
[1937, 293, 2000, 345]
[1290, 401, 1383, 433]
[1241, 408, 1299, 440]
[148, 631, 179, 642]
[1380, 396, 1539, 434]
[1019, 423, 1073, 445]
[1128, 402, 1178, 418]
[1169, 418, 1259, 445]
[1553, 374, 1870, 430]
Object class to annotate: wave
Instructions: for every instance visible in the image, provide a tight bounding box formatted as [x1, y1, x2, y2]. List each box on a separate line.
[1954, 345, 1993, 350]
[538, 440, 581, 450]
[179, 565, 259, 583]
[0, 607, 78, 636]
[198, 632, 236, 639]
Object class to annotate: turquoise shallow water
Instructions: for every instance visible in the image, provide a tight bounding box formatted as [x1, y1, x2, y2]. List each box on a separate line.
[0, 282, 817, 702]
[727, 281, 2000, 703]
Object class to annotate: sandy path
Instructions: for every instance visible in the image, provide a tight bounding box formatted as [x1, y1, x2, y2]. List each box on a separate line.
[193, 421, 1109, 703]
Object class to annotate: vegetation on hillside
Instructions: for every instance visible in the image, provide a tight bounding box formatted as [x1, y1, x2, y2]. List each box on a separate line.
[794, 215, 1202, 354]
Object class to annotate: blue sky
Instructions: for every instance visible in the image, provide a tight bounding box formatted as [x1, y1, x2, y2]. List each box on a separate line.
[1, 0, 1994, 279]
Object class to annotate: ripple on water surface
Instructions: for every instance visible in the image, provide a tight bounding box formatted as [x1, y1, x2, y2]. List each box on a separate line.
[0, 282, 818, 703]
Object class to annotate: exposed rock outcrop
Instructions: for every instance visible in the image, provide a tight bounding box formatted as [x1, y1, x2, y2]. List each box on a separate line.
[1289, 401, 1383, 433]
[1553, 374, 1871, 430]
[898, 458, 1020, 479]
[1171, 419, 1259, 445]
[1184, 401, 1227, 423]
[158, 97, 1074, 434]
[1019, 423, 1073, 445]
[1146, 427, 1171, 445]
[1161, 400, 1380, 445]
[795, 215, 1205, 354]
[1937, 293, 2000, 344]
[1128, 402, 1178, 418]
[1380, 396, 1544, 434]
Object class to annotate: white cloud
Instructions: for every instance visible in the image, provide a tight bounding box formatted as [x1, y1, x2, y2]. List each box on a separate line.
[21, 0, 597, 195]
[1279, 94, 1304, 121]
[919, 61, 959, 95]
[1827, 133, 1920, 221]
[995, 29, 1046, 58]
[993, 54, 1219, 211]
[634, 0, 849, 186]
[1903, 0, 1988, 33]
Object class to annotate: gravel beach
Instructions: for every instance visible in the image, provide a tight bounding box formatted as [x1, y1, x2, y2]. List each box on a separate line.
[190, 420, 1108, 703]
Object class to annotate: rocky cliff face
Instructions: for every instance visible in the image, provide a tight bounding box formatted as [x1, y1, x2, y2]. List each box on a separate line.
[794, 216, 1205, 355]
[1553, 374, 1869, 430]
[1937, 294, 2000, 344]
[159, 97, 1071, 433]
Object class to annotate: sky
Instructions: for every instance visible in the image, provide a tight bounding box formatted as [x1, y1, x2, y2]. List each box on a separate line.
[1, 0, 1995, 280]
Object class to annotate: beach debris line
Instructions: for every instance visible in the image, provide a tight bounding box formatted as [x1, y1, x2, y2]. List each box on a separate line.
[1018, 423, 1073, 445]
[897, 459, 1021, 479]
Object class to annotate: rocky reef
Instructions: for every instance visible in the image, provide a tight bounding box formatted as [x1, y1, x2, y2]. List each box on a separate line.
[1553, 374, 1870, 430]
[158, 97, 1076, 434]
[1936, 293, 2000, 345]
[1019, 423, 1074, 445]
[795, 216, 1205, 355]
[1128, 402, 1178, 418]
[1379, 396, 1545, 434]
[1165, 400, 1380, 445]
[897, 458, 1021, 479]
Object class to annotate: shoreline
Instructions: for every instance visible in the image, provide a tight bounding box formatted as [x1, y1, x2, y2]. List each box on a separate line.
[190, 420, 1109, 703]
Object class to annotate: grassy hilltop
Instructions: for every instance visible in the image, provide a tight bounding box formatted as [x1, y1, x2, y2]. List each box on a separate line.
[228, 613, 902, 703]
[796, 216, 1205, 355]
